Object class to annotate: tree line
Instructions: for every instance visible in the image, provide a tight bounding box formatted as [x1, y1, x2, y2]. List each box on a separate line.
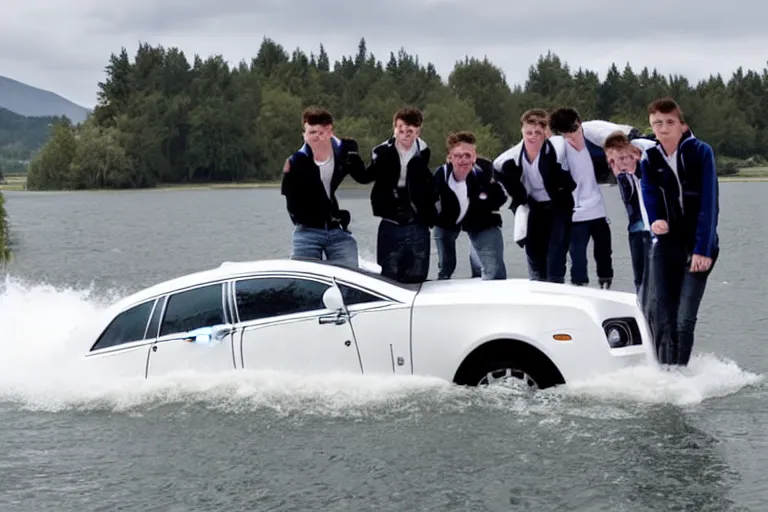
[25, 37, 768, 190]
[0, 107, 64, 175]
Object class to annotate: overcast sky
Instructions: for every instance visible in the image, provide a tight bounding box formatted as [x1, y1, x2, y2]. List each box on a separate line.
[2, 0, 766, 109]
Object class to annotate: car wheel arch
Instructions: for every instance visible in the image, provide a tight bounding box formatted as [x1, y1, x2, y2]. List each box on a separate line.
[452, 337, 566, 390]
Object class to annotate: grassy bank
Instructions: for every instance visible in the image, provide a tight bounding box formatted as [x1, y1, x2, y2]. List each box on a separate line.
[719, 166, 768, 182]
[0, 175, 373, 192]
[0, 176, 27, 191]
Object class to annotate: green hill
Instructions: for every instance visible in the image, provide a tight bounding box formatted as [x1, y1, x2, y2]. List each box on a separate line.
[0, 75, 89, 123]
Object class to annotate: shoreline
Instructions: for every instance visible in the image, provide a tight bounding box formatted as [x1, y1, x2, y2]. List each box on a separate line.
[2, 175, 768, 193]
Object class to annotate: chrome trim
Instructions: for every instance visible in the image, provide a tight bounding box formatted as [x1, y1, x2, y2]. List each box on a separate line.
[142, 298, 158, 340]
[220, 282, 230, 324]
[154, 295, 169, 339]
[85, 339, 156, 357]
[238, 309, 332, 331]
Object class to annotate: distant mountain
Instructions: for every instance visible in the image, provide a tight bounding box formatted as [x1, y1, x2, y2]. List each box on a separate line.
[0, 75, 90, 124]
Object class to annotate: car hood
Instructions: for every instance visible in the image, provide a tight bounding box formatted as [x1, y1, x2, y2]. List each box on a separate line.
[415, 278, 639, 306]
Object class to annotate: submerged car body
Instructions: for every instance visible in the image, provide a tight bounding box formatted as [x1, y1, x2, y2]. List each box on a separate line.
[69, 259, 655, 389]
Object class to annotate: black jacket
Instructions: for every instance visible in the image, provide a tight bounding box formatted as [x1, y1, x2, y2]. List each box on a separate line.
[492, 138, 576, 213]
[367, 137, 437, 226]
[433, 157, 508, 233]
[280, 136, 369, 230]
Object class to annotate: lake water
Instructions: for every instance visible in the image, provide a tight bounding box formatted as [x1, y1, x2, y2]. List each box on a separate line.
[0, 183, 766, 511]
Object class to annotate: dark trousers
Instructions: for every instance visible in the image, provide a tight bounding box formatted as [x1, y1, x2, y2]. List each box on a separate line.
[569, 217, 613, 286]
[628, 230, 651, 292]
[525, 202, 571, 283]
[376, 220, 430, 283]
[643, 235, 718, 366]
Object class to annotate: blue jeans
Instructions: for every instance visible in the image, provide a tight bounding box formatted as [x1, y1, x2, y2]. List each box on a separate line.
[645, 235, 718, 366]
[434, 226, 481, 279]
[377, 220, 430, 283]
[468, 226, 506, 280]
[525, 202, 571, 283]
[434, 226, 505, 280]
[569, 217, 613, 286]
[628, 230, 651, 292]
[291, 224, 358, 268]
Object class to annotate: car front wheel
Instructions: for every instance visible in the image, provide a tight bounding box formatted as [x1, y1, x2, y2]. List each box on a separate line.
[468, 358, 559, 390]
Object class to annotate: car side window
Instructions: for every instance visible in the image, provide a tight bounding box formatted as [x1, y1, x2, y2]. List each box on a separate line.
[159, 283, 225, 337]
[235, 277, 329, 322]
[338, 283, 382, 305]
[91, 299, 156, 351]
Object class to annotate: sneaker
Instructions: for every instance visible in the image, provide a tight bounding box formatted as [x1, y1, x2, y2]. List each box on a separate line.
[599, 278, 612, 289]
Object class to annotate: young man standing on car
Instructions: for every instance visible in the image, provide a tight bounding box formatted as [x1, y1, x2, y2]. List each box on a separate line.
[434, 131, 508, 280]
[603, 131, 656, 293]
[366, 107, 435, 283]
[493, 109, 576, 283]
[639, 97, 720, 367]
[549, 108, 615, 289]
[281, 106, 371, 268]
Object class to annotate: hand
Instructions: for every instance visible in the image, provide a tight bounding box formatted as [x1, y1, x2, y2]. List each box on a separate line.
[651, 220, 668, 235]
[344, 139, 359, 154]
[690, 254, 712, 272]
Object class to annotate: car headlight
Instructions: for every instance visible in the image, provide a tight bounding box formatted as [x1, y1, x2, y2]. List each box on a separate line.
[602, 317, 641, 348]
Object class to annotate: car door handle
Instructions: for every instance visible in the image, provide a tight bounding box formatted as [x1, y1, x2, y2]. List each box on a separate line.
[318, 312, 347, 325]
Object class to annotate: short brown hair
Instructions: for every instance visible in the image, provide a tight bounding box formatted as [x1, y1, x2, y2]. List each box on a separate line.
[549, 107, 581, 134]
[446, 131, 476, 151]
[604, 131, 631, 152]
[393, 106, 423, 127]
[648, 97, 685, 123]
[520, 108, 548, 128]
[302, 106, 333, 126]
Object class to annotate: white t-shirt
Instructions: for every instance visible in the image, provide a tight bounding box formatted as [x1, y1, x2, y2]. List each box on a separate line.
[521, 151, 550, 202]
[315, 154, 334, 198]
[448, 172, 469, 224]
[567, 143, 607, 222]
[665, 150, 683, 212]
[396, 142, 417, 188]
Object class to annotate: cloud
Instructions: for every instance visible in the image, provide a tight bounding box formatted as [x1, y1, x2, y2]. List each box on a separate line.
[1, 0, 767, 108]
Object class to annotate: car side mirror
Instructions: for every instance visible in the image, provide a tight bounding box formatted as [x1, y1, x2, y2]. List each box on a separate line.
[322, 285, 345, 312]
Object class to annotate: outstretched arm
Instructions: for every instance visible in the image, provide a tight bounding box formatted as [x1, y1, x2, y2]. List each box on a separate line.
[342, 139, 374, 184]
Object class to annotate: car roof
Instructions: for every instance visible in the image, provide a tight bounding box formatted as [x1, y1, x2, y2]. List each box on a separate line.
[108, 258, 419, 311]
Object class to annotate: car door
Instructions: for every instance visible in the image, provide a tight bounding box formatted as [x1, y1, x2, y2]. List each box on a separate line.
[145, 282, 237, 378]
[231, 275, 363, 376]
[84, 297, 163, 379]
[335, 280, 414, 376]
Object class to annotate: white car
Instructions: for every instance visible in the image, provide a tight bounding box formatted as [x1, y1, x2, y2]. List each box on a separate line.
[70, 259, 655, 389]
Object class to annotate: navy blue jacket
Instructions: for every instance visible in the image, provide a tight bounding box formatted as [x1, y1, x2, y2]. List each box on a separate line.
[366, 137, 436, 226]
[281, 136, 369, 230]
[639, 131, 719, 257]
[615, 171, 647, 232]
[433, 157, 507, 232]
[492, 137, 576, 213]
